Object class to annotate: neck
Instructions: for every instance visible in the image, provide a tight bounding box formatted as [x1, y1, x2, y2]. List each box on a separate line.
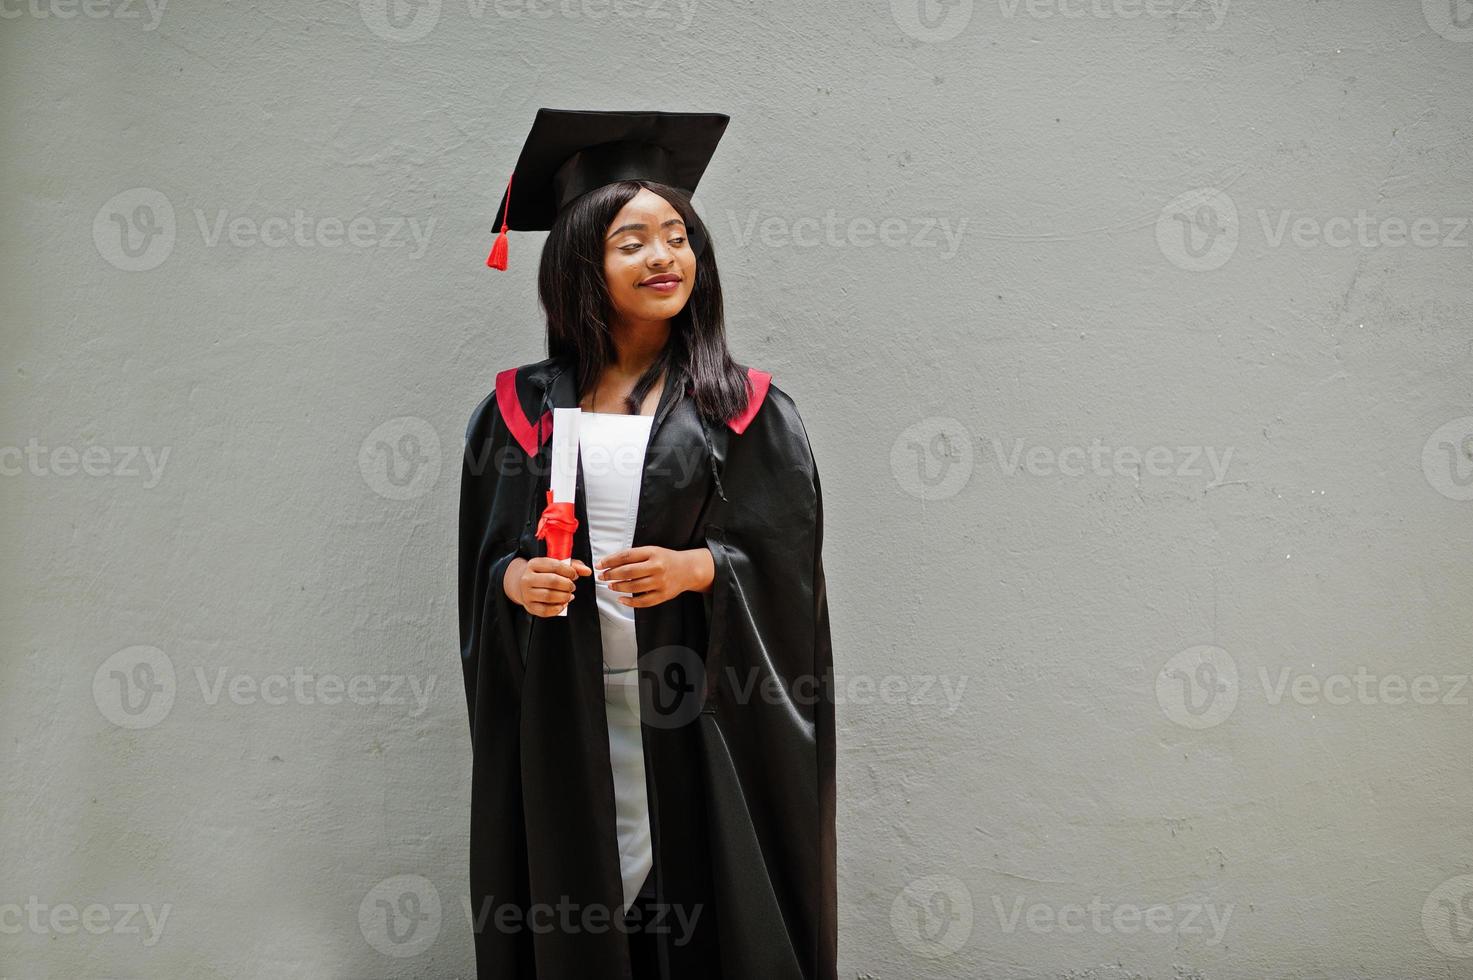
[607, 314, 671, 375]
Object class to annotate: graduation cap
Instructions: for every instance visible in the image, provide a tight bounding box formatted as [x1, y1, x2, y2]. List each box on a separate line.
[486, 108, 731, 270]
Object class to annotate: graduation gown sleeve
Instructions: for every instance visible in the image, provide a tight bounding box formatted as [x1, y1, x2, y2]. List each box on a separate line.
[458, 388, 531, 742]
[697, 381, 838, 980]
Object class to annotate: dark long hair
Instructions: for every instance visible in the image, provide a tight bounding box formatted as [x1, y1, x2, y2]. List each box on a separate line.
[536, 179, 750, 425]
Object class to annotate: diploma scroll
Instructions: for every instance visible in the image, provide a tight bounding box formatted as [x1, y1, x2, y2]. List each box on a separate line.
[534, 406, 581, 617]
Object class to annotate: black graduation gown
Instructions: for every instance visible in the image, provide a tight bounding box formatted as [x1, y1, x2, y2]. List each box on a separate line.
[458, 354, 837, 979]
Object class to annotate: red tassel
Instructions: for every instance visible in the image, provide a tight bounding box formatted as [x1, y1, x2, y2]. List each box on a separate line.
[486, 171, 513, 271]
[486, 229, 508, 270]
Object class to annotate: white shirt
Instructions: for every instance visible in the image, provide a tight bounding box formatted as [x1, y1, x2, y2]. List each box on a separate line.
[578, 411, 655, 912]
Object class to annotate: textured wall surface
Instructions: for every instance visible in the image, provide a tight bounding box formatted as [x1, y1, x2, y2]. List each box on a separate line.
[2, 1, 1471, 977]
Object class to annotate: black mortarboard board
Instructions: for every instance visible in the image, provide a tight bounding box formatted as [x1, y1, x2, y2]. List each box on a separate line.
[486, 108, 731, 270]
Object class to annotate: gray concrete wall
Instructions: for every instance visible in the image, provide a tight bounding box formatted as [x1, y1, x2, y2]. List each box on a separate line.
[2, 1, 1471, 976]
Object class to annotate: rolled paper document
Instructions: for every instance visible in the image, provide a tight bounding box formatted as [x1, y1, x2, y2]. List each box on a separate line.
[534, 406, 581, 617]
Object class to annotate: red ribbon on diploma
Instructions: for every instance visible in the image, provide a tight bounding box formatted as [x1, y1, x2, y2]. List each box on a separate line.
[534, 487, 578, 561]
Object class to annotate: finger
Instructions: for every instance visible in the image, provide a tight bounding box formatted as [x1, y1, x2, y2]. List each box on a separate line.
[571, 560, 593, 576]
[606, 574, 655, 594]
[530, 594, 571, 615]
[534, 588, 574, 608]
[530, 578, 574, 598]
[617, 577, 657, 600]
[597, 547, 652, 571]
[530, 556, 583, 577]
[618, 588, 665, 607]
[601, 561, 653, 584]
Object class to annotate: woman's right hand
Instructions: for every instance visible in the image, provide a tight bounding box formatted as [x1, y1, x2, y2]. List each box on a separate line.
[505, 555, 593, 617]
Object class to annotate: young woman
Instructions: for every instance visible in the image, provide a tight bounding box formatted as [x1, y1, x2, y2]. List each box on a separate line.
[459, 109, 835, 980]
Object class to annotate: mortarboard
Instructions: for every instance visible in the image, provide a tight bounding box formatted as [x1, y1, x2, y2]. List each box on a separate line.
[486, 108, 731, 270]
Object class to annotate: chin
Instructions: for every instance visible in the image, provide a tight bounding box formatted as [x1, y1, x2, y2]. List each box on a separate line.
[630, 293, 691, 316]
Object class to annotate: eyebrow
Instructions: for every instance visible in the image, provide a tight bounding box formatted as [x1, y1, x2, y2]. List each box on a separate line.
[606, 217, 687, 239]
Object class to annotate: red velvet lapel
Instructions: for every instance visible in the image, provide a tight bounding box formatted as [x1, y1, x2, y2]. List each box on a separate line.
[496, 365, 771, 456]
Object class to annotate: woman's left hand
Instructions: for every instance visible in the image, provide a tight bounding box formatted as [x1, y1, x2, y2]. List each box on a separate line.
[596, 545, 715, 607]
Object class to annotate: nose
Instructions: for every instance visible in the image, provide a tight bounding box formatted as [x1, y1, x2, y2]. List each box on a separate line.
[648, 239, 675, 266]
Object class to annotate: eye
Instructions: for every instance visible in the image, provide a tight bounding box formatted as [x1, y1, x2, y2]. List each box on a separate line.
[618, 242, 641, 252]
[668, 236, 686, 247]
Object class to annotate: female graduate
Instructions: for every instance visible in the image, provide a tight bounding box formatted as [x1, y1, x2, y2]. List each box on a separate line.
[458, 108, 837, 980]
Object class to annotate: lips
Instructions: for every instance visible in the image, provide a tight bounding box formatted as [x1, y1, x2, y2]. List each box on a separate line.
[640, 274, 681, 286]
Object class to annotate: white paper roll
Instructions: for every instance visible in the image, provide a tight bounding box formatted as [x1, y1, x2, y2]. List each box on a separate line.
[549, 407, 581, 616]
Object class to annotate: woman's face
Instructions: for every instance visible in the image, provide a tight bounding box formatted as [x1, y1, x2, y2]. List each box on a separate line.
[602, 187, 697, 325]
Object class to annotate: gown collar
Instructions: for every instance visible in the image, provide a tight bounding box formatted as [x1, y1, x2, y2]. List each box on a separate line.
[528, 355, 688, 446]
